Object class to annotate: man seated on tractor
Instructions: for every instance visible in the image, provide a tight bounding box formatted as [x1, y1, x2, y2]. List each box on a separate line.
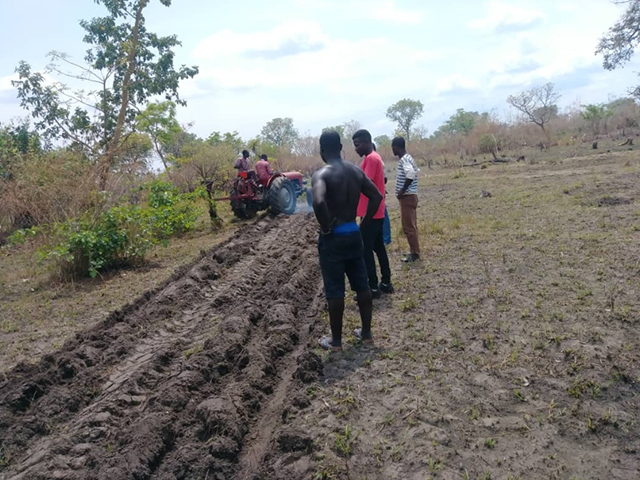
[234, 149, 251, 172]
[255, 154, 274, 185]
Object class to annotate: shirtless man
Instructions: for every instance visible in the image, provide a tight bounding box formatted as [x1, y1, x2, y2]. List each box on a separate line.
[312, 130, 382, 351]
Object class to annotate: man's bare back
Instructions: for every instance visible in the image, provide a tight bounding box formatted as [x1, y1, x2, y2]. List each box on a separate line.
[312, 159, 381, 233]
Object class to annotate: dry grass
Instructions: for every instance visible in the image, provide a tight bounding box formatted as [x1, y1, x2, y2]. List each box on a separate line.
[304, 146, 640, 480]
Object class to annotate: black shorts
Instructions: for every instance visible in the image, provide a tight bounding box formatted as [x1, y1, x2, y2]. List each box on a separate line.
[318, 231, 369, 299]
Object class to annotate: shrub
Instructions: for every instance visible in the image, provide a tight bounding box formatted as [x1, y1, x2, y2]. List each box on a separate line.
[38, 180, 204, 279]
[479, 134, 498, 155]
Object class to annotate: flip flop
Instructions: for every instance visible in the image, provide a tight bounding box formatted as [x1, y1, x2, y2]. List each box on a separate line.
[354, 329, 374, 345]
[319, 336, 343, 351]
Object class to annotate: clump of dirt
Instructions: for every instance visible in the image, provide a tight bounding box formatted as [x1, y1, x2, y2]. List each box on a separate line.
[596, 195, 632, 207]
[0, 214, 326, 480]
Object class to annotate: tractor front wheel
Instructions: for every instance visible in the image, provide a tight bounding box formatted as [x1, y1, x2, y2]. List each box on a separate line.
[268, 177, 297, 215]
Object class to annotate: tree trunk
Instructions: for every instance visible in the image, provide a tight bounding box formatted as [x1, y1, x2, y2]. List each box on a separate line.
[540, 123, 551, 145]
[97, 0, 148, 190]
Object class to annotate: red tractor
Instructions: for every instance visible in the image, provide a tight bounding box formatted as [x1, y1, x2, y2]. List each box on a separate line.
[226, 170, 306, 219]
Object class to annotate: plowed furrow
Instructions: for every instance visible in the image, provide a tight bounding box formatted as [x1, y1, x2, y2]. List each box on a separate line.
[0, 213, 324, 480]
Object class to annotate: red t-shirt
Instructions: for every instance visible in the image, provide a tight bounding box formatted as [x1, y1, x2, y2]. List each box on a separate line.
[357, 151, 386, 219]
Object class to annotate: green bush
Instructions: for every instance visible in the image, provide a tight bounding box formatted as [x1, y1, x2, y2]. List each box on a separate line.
[479, 134, 497, 155]
[38, 181, 205, 279]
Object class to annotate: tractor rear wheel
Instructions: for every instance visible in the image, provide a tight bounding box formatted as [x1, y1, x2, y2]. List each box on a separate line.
[231, 189, 257, 219]
[268, 177, 297, 215]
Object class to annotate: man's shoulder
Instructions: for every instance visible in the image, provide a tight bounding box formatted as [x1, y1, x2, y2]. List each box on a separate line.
[367, 151, 383, 163]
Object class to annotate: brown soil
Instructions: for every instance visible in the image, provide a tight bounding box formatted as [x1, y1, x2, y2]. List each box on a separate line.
[0, 213, 325, 479]
[1, 152, 640, 480]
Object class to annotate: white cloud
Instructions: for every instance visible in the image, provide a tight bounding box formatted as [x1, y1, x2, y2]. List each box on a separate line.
[189, 22, 437, 93]
[0, 74, 18, 92]
[468, 1, 545, 33]
[193, 21, 328, 61]
[373, 2, 426, 25]
[434, 74, 479, 95]
[293, 0, 426, 25]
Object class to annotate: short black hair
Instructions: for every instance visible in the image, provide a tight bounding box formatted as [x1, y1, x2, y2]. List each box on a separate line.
[320, 130, 342, 154]
[352, 129, 372, 143]
[392, 137, 406, 149]
[372, 143, 377, 152]
[242, 149, 250, 157]
[260, 154, 268, 160]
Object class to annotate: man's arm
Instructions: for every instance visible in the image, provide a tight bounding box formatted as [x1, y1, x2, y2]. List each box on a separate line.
[312, 170, 332, 233]
[360, 173, 382, 226]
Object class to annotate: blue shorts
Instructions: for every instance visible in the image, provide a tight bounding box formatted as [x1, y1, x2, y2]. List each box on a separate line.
[318, 229, 369, 299]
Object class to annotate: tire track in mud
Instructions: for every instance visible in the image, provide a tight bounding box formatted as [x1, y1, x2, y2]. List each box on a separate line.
[0, 213, 326, 480]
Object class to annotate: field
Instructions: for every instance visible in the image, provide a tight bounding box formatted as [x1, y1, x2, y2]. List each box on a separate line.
[1, 147, 639, 479]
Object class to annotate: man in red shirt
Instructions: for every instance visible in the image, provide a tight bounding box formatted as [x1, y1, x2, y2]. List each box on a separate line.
[352, 129, 393, 298]
[255, 154, 274, 185]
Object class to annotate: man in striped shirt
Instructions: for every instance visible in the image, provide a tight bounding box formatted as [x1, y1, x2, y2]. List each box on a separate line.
[392, 137, 420, 263]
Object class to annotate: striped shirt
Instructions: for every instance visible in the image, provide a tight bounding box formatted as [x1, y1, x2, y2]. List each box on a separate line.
[396, 154, 419, 195]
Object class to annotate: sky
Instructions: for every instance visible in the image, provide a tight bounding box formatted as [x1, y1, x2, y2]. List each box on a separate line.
[1, 0, 639, 141]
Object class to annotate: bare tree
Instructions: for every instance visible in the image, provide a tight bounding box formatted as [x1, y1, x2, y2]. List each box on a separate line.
[507, 83, 560, 143]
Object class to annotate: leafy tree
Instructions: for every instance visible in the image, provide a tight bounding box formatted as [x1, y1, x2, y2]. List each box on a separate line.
[261, 118, 299, 148]
[13, 0, 198, 188]
[323, 125, 346, 139]
[206, 131, 244, 154]
[178, 143, 235, 192]
[507, 83, 560, 143]
[581, 104, 614, 135]
[435, 109, 486, 137]
[246, 136, 279, 159]
[119, 132, 153, 174]
[0, 121, 42, 180]
[479, 134, 499, 159]
[341, 120, 362, 141]
[597, 0, 640, 97]
[374, 135, 392, 147]
[136, 101, 182, 171]
[386, 99, 424, 141]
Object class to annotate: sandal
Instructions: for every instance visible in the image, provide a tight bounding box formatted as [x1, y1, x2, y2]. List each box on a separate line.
[354, 329, 374, 345]
[319, 336, 343, 351]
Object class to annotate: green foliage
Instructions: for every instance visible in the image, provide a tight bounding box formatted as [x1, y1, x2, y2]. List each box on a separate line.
[479, 134, 498, 155]
[6, 227, 40, 247]
[206, 131, 244, 154]
[136, 101, 183, 169]
[334, 424, 359, 457]
[323, 125, 346, 139]
[598, 1, 640, 73]
[177, 142, 235, 192]
[386, 99, 424, 141]
[13, 0, 198, 165]
[435, 109, 486, 137]
[581, 104, 614, 134]
[119, 132, 153, 173]
[374, 135, 392, 147]
[38, 180, 203, 279]
[261, 117, 299, 148]
[0, 121, 42, 180]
